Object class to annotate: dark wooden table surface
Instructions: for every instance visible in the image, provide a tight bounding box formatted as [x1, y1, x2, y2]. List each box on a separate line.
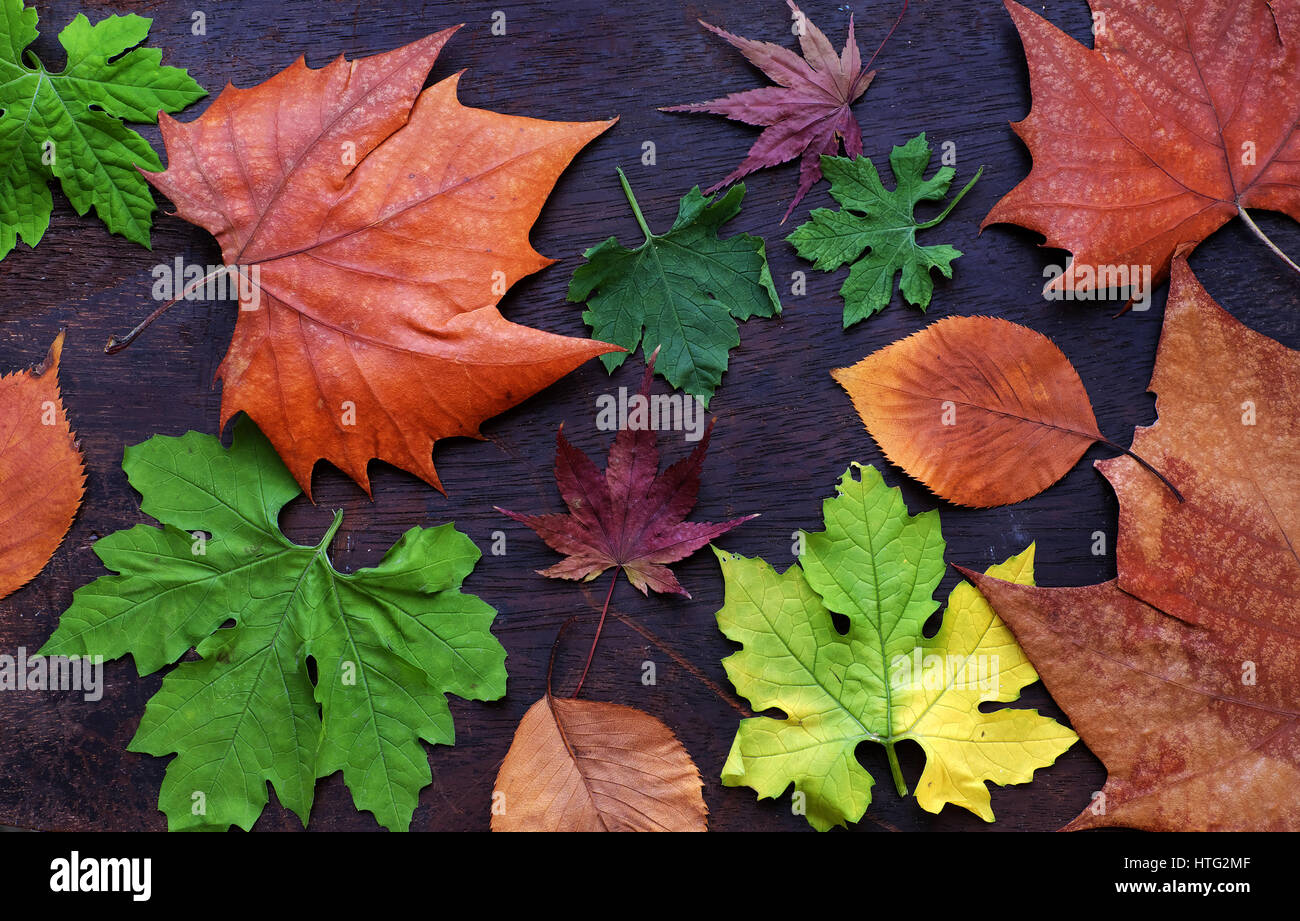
[2, 0, 1297, 832]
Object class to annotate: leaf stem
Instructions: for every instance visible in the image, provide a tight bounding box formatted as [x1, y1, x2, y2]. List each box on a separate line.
[1238, 206, 1300, 277]
[546, 616, 581, 699]
[615, 167, 655, 241]
[105, 265, 238, 354]
[611, 610, 753, 717]
[1099, 438, 1184, 503]
[315, 509, 344, 552]
[885, 741, 908, 797]
[572, 567, 619, 699]
[864, 0, 910, 72]
[917, 166, 983, 229]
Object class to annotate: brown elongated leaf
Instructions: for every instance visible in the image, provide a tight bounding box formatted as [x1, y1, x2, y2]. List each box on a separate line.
[832, 315, 1103, 507]
[143, 27, 619, 496]
[491, 696, 707, 832]
[961, 257, 1300, 831]
[0, 332, 85, 599]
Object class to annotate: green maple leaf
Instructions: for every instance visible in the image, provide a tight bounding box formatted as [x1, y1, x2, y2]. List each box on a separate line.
[0, 0, 205, 260]
[40, 417, 506, 832]
[787, 133, 981, 328]
[568, 167, 782, 406]
[712, 463, 1075, 831]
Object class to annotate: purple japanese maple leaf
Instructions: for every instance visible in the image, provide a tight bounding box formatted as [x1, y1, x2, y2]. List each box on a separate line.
[496, 351, 754, 597]
[661, 0, 881, 222]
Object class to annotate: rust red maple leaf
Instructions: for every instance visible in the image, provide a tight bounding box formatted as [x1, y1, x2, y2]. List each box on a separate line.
[984, 0, 1300, 292]
[961, 256, 1300, 831]
[496, 351, 754, 598]
[661, 0, 881, 222]
[142, 26, 619, 495]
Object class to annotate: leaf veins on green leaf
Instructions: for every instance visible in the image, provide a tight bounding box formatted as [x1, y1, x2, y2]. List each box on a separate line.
[0, 0, 205, 260]
[787, 132, 981, 327]
[568, 167, 782, 406]
[713, 463, 1074, 830]
[41, 416, 506, 832]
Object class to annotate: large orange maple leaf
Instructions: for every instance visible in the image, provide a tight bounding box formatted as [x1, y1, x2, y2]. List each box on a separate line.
[984, 0, 1300, 293]
[145, 27, 619, 495]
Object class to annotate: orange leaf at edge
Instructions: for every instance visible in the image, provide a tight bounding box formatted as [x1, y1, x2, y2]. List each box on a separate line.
[0, 332, 86, 599]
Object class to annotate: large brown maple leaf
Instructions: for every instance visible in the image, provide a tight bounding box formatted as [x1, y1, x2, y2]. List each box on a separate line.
[661, 0, 877, 222]
[145, 27, 619, 495]
[984, 0, 1300, 293]
[961, 256, 1300, 831]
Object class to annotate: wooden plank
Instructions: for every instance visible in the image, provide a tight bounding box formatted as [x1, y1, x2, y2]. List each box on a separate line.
[1, 0, 1297, 831]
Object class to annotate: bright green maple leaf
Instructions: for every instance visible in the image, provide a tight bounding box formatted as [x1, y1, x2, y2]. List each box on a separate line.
[568, 167, 781, 406]
[713, 463, 1076, 831]
[0, 0, 205, 260]
[787, 133, 981, 327]
[40, 417, 506, 832]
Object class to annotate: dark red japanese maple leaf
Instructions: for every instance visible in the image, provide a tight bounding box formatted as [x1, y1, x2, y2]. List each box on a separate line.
[662, 0, 893, 222]
[497, 351, 753, 598]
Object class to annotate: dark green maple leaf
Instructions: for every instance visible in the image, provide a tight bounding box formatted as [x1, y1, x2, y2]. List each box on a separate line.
[568, 168, 782, 406]
[787, 132, 981, 327]
[41, 417, 506, 832]
[0, 1, 205, 260]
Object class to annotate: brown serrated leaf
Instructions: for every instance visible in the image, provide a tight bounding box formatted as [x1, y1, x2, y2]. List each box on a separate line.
[492, 695, 707, 832]
[832, 315, 1103, 507]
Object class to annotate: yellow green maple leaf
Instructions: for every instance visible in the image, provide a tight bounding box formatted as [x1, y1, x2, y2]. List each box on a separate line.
[712, 463, 1076, 830]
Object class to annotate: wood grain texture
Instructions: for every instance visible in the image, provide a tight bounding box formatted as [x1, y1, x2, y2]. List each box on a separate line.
[1, 0, 1297, 832]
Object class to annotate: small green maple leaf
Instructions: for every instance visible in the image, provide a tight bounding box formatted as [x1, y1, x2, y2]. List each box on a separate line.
[568, 167, 782, 406]
[787, 132, 981, 327]
[0, 0, 206, 260]
[41, 417, 506, 832]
